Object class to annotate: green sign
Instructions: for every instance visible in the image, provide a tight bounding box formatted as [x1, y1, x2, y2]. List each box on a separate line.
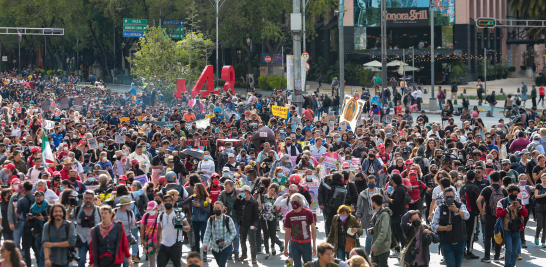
[123, 18, 147, 25]
[169, 27, 185, 33]
[168, 34, 184, 39]
[123, 25, 147, 31]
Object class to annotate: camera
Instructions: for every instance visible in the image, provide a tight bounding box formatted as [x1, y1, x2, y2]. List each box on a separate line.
[172, 209, 186, 230]
[367, 227, 374, 235]
[81, 215, 94, 228]
[68, 198, 78, 207]
[256, 186, 265, 195]
[67, 250, 80, 262]
[216, 238, 225, 249]
[409, 246, 420, 256]
[445, 196, 455, 206]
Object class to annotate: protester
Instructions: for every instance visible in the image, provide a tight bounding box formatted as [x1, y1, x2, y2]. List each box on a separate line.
[326, 205, 363, 260]
[42, 204, 77, 267]
[203, 201, 237, 267]
[369, 193, 392, 267]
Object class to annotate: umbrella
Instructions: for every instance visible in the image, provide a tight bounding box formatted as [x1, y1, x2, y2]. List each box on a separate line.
[363, 60, 382, 67]
[387, 60, 408, 67]
[181, 148, 204, 158]
[251, 126, 276, 148]
[397, 66, 420, 72]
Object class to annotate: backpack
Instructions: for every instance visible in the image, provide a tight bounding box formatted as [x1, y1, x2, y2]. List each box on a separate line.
[131, 192, 149, 221]
[487, 185, 505, 217]
[527, 142, 537, 154]
[515, 98, 521, 106]
[412, 156, 428, 175]
[328, 185, 348, 208]
[207, 215, 232, 234]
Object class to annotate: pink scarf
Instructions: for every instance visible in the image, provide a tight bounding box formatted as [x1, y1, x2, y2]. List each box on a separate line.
[99, 222, 114, 239]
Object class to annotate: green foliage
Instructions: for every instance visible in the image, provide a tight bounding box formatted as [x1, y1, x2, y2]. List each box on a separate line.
[487, 65, 496, 76]
[521, 65, 528, 70]
[57, 69, 63, 72]
[536, 76, 543, 86]
[46, 70, 55, 75]
[477, 58, 485, 77]
[258, 76, 269, 90]
[358, 68, 376, 87]
[509, 66, 516, 72]
[234, 63, 247, 81]
[267, 74, 286, 90]
[450, 65, 464, 83]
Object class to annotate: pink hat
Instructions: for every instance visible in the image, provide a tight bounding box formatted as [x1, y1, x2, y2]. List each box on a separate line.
[288, 184, 299, 191]
[342, 162, 350, 168]
[289, 174, 301, 184]
[147, 201, 158, 211]
[392, 170, 401, 174]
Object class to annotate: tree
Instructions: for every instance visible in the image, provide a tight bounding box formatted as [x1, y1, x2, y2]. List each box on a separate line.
[508, 0, 546, 37]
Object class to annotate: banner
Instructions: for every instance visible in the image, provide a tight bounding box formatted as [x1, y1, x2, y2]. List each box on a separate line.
[134, 174, 148, 185]
[41, 100, 52, 111]
[44, 120, 55, 130]
[272, 105, 288, 119]
[73, 97, 84, 106]
[339, 94, 366, 132]
[195, 118, 210, 129]
[287, 55, 294, 91]
[137, 121, 175, 128]
[59, 97, 69, 109]
[321, 156, 337, 177]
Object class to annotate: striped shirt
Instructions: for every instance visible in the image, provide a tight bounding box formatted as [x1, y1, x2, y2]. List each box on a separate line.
[203, 214, 237, 253]
[42, 220, 77, 265]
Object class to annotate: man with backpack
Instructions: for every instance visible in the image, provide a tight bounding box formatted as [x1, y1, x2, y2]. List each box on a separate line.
[42, 204, 77, 267]
[451, 82, 458, 104]
[16, 181, 38, 267]
[203, 201, 237, 267]
[71, 190, 101, 267]
[385, 173, 408, 259]
[476, 171, 507, 263]
[318, 172, 350, 237]
[495, 184, 528, 267]
[157, 194, 191, 267]
[487, 91, 498, 116]
[115, 195, 139, 264]
[459, 170, 481, 260]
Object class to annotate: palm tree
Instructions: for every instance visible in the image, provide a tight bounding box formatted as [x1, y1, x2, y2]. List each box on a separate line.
[508, 0, 546, 37]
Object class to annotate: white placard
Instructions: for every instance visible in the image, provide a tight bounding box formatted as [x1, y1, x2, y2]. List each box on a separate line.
[44, 120, 55, 130]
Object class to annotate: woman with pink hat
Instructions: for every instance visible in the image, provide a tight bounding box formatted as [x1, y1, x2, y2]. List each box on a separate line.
[140, 201, 160, 267]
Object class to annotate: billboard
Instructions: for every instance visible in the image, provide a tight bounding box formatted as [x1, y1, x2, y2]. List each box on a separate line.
[354, 0, 454, 27]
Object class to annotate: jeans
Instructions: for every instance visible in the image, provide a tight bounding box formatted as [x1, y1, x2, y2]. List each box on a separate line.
[131, 227, 140, 256]
[521, 204, 531, 244]
[21, 228, 36, 267]
[441, 241, 465, 267]
[212, 244, 232, 267]
[157, 242, 183, 267]
[78, 242, 90, 267]
[333, 106, 339, 116]
[289, 241, 312, 267]
[536, 203, 546, 243]
[35, 233, 45, 267]
[14, 220, 24, 250]
[232, 221, 240, 255]
[364, 229, 373, 255]
[484, 216, 501, 259]
[336, 247, 348, 260]
[261, 219, 277, 254]
[323, 107, 329, 115]
[503, 231, 520, 267]
[371, 251, 389, 267]
[240, 226, 257, 259]
[324, 211, 336, 238]
[438, 99, 444, 108]
[317, 110, 323, 120]
[192, 221, 207, 257]
[2, 231, 13, 242]
[490, 103, 495, 114]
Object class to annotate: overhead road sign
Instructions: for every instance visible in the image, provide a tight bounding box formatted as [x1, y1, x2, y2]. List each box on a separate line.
[123, 32, 145, 38]
[123, 25, 147, 31]
[168, 34, 184, 39]
[163, 20, 185, 26]
[476, 18, 496, 28]
[123, 18, 147, 25]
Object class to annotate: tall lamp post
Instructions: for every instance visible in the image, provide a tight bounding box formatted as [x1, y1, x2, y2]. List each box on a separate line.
[380, 0, 387, 109]
[429, 0, 437, 111]
[409, 46, 415, 86]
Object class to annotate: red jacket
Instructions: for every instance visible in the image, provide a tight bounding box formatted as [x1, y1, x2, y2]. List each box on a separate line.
[60, 167, 81, 181]
[496, 197, 529, 231]
[89, 220, 131, 265]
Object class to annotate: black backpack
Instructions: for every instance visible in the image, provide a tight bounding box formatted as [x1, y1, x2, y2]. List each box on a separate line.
[131, 192, 149, 221]
[207, 215, 232, 234]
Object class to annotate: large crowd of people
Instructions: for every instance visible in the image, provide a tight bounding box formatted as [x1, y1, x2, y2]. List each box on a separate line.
[0, 70, 543, 267]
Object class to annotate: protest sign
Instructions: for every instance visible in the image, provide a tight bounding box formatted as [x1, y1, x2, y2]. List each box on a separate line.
[115, 135, 125, 144]
[385, 114, 393, 125]
[87, 138, 98, 149]
[151, 169, 164, 184]
[59, 97, 69, 109]
[73, 97, 84, 106]
[44, 120, 55, 130]
[373, 115, 380, 124]
[290, 156, 298, 167]
[41, 100, 51, 110]
[311, 153, 322, 161]
[134, 174, 148, 185]
[272, 105, 288, 119]
[321, 156, 337, 177]
[339, 95, 366, 131]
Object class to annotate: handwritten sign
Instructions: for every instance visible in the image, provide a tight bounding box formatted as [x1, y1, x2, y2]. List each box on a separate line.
[87, 138, 98, 149]
[59, 97, 69, 109]
[259, 132, 268, 137]
[44, 120, 55, 130]
[41, 100, 51, 111]
[272, 105, 288, 119]
[134, 174, 148, 185]
[115, 135, 125, 144]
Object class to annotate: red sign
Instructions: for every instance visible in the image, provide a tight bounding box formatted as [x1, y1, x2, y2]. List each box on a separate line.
[176, 65, 235, 98]
[265, 56, 272, 63]
[301, 52, 310, 60]
[305, 62, 310, 71]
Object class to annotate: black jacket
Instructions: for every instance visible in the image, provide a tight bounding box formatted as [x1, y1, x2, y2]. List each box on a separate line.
[389, 184, 408, 216]
[233, 197, 259, 228]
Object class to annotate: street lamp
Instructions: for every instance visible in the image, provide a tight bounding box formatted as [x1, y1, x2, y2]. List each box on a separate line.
[484, 48, 495, 96]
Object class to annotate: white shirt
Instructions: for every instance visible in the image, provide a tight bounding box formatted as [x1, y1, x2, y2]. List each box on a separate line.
[427, 130, 441, 139]
[197, 160, 215, 179]
[415, 89, 422, 98]
[127, 152, 151, 174]
[310, 145, 327, 154]
[432, 185, 460, 206]
[286, 145, 300, 156]
[159, 210, 187, 246]
[274, 195, 310, 217]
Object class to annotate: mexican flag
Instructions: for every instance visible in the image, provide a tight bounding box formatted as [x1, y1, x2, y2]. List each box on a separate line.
[42, 134, 55, 164]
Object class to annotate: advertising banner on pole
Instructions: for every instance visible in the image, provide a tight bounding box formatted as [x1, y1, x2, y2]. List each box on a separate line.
[287, 55, 294, 91]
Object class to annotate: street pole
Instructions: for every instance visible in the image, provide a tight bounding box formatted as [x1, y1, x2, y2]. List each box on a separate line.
[380, 0, 387, 109]
[412, 47, 415, 86]
[429, 0, 437, 111]
[0, 41, 2, 72]
[484, 47, 487, 97]
[44, 36, 46, 71]
[339, 0, 345, 98]
[18, 35, 21, 72]
[291, 0, 304, 113]
[216, 1, 219, 89]
[403, 48, 406, 84]
[281, 46, 284, 90]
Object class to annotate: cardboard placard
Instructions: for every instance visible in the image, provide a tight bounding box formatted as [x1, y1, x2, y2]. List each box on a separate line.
[373, 115, 380, 124]
[272, 105, 288, 119]
[59, 97, 69, 109]
[73, 97, 84, 106]
[87, 138, 98, 149]
[115, 135, 125, 144]
[44, 120, 55, 130]
[385, 114, 393, 125]
[259, 132, 268, 137]
[41, 100, 51, 111]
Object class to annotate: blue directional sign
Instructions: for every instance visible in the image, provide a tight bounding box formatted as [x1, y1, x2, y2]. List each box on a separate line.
[123, 31, 145, 38]
[162, 20, 185, 26]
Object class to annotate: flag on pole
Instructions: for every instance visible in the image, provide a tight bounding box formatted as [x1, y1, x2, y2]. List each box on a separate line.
[42, 134, 55, 164]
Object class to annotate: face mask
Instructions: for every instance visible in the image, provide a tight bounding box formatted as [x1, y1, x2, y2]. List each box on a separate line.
[286, 142, 292, 146]
[458, 155, 463, 159]
[164, 203, 173, 210]
[205, 155, 212, 160]
[336, 138, 342, 142]
[37, 186, 45, 192]
[411, 219, 421, 228]
[213, 210, 222, 216]
[148, 210, 157, 216]
[520, 180, 527, 186]
[102, 157, 107, 161]
[487, 141, 492, 145]
[291, 201, 301, 210]
[307, 175, 313, 180]
[155, 200, 161, 205]
[456, 180, 463, 186]
[277, 173, 283, 178]
[99, 143, 104, 148]
[517, 157, 521, 162]
[64, 147, 68, 151]
[240, 193, 246, 199]
[226, 148, 231, 152]
[436, 155, 442, 159]
[431, 170, 438, 174]
[368, 182, 376, 189]
[213, 180, 220, 186]
[339, 216, 347, 221]
[223, 172, 229, 177]
[88, 178, 95, 183]
[69, 177, 76, 183]
[509, 194, 518, 201]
